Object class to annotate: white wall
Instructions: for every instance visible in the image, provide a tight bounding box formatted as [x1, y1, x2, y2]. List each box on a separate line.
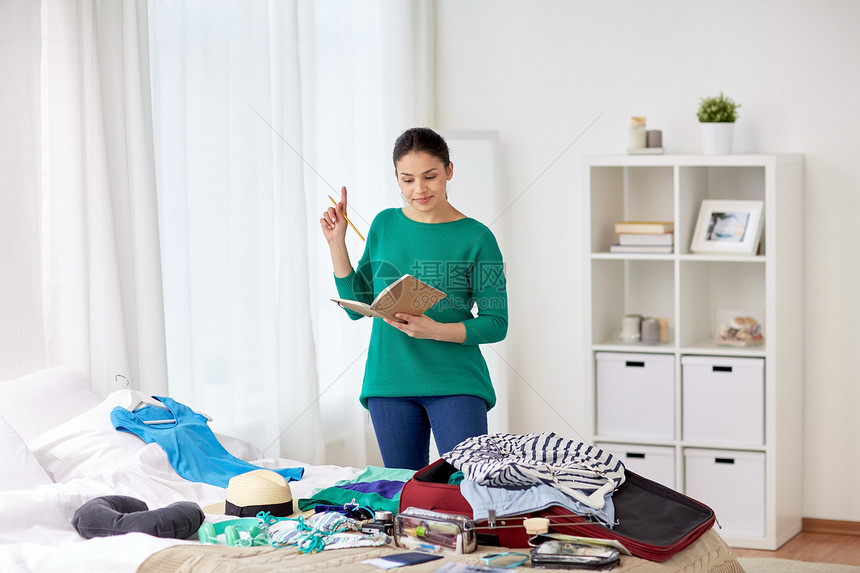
[435, 0, 860, 522]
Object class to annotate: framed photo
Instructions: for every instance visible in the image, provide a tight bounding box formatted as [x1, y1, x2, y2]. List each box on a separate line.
[690, 200, 764, 255]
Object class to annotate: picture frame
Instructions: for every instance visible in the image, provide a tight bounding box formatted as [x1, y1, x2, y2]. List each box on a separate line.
[690, 199, 764, 255]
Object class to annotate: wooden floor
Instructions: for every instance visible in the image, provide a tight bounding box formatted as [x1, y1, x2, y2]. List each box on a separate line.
[732, 532, 860, 566]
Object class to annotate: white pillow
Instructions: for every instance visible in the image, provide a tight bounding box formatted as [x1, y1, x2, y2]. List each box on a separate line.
[29, 389, 265, 482]
[0, 367, 100, 444]
[29, 389, 150, 482]
[0, 413, 53, 490]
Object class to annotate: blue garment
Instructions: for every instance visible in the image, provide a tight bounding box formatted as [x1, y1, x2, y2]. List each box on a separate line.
[337, 480, 406, 498]
[367, 395, 488, 470]
[459, 479, 616, 528]
[110, 396, 303, 488]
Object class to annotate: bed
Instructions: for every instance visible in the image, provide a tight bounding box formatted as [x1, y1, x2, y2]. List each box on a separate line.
[0, 368, 744, 572]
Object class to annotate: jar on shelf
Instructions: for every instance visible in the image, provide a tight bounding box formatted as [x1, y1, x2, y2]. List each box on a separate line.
[628, 116, 647, 149]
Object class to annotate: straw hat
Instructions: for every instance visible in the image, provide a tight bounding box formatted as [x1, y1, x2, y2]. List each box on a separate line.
[202, 469, 294, 517]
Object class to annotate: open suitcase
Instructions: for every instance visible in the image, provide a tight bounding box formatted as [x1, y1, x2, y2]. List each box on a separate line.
[398, 459, 716, 562]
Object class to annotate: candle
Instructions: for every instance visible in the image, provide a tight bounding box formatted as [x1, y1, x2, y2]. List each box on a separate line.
[657, 317, 669, 342]
[620, 314, 642, 342]
[641, 317, 660, 345]
[628, 117, 647, 149]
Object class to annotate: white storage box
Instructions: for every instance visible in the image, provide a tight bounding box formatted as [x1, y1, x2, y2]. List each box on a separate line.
[596, 442, 675, 489]
[684, 448, 765, 538]
[596, 352, 674, 440]
[682, 356, 764, 446]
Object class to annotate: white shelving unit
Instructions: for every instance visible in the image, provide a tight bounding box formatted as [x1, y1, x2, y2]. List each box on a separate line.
[583, 154, 803, 550]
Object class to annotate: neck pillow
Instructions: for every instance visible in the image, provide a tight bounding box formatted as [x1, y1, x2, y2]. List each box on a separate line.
[72, 495, 204, 539]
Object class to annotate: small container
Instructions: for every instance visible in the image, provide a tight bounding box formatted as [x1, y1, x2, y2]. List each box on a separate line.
[641, 317, 660, 345]
[657, 317, 670, 343]
[628, 116, 647, 149]
[647, 129, 663, 148]
[393, 507, 477, 554]
[619, 314, 642, 343]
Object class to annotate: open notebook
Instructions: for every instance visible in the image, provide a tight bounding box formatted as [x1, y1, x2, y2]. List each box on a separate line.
[331, 274, 446, 323]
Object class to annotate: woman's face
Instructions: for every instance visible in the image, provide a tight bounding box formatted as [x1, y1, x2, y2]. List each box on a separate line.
[395, 151, 453, 213]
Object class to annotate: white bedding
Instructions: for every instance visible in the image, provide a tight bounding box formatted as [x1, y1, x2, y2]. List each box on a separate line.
[0, 369, 362, 573]
[0, 369, 744, 573]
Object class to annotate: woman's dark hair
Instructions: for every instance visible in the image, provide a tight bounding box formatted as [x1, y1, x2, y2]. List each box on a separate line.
[392, 127, 450, 169]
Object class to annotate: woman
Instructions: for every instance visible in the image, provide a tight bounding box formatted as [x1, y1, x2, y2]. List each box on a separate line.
[320, 127, 508, 470]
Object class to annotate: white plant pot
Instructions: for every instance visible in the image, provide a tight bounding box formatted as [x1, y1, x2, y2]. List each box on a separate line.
[700, 122, 735, 154]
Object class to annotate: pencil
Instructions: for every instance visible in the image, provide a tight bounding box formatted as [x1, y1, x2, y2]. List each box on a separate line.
[328, 195, 365, 241]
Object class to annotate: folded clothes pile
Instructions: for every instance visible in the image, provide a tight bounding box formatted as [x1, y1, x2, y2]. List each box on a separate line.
[297, 465, 416, 515]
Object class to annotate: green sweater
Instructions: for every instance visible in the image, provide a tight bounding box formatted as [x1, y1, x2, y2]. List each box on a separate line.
[334, 208, 508, 410]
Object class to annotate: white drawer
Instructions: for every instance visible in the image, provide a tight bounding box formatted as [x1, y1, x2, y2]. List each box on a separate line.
[682, 356, 764, 446]
[684, 448, 765, 538]
[596, 442, 675, 490]
[596, 352, 674, 440]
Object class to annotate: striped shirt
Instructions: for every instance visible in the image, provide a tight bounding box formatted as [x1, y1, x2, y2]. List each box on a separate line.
[443, 432, 626, 509]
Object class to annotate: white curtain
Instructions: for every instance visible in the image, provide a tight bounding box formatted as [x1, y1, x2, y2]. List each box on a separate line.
[0, 0, 168, 395]
[148, 0, 322, 463]
[149, 0, 434, 466]
[0, 0, 46, 381]
[2, 0, 435, 466]
[309, 0, 436, 467]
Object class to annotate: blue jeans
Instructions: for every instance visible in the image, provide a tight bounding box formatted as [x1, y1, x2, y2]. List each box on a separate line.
[367, 395, 488, 470]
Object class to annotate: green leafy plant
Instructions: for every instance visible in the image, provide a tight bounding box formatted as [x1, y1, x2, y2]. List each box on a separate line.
[697, 92, 741, 123]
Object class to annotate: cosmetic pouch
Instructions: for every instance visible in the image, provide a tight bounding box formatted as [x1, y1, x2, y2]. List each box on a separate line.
[531, 540, 620, 570]
[393, 507, 477, 554]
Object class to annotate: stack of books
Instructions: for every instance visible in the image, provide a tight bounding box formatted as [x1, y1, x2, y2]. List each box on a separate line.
[610, 221, 674, 253]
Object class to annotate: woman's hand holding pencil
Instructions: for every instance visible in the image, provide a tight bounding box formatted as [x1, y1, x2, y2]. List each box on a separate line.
[321, 186, 359, 278]
[320, 186, 365, 243]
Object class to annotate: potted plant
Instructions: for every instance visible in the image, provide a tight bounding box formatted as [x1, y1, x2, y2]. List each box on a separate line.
[697, 92, 741, 154]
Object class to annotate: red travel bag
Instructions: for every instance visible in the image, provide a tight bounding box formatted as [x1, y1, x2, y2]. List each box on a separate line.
[398, 458, 716, 562]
